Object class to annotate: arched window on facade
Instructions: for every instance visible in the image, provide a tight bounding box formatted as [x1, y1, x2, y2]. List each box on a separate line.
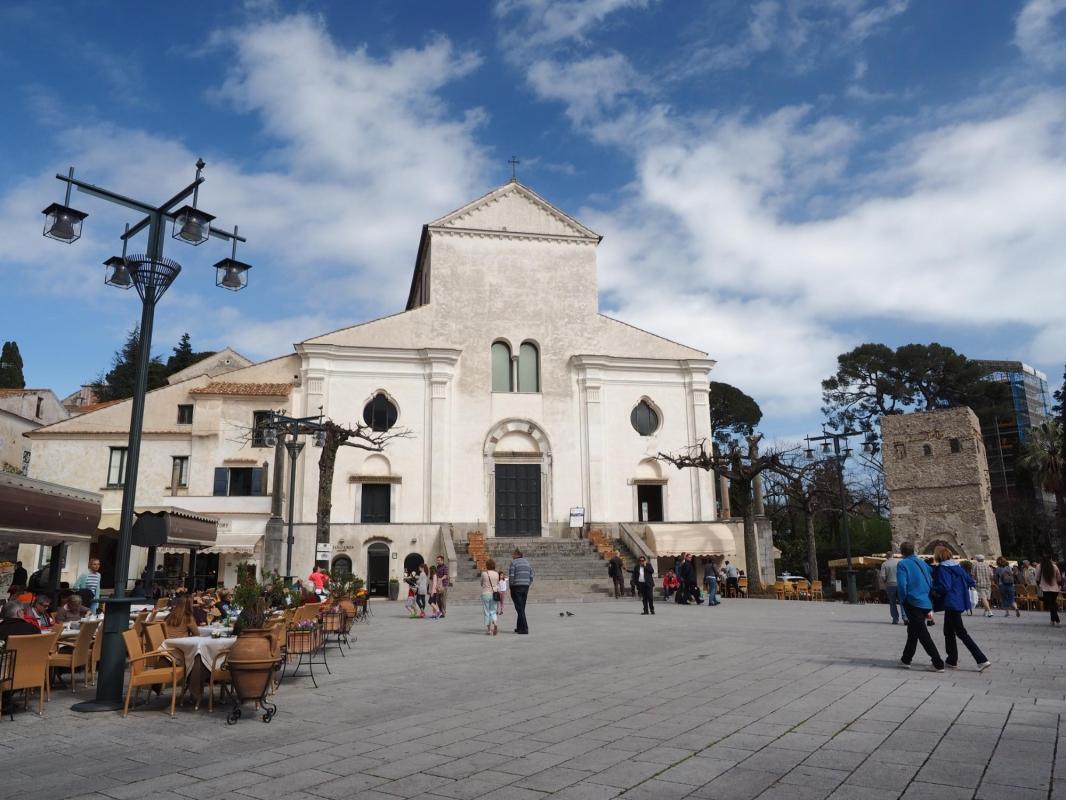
[363, 392, 398, 432]
[518, 341, 540, 393]
[492, 341, 513, 392]
[630, 399, 661, 436]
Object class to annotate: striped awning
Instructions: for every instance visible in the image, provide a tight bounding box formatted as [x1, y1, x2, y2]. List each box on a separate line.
[201, 533, 262, 555]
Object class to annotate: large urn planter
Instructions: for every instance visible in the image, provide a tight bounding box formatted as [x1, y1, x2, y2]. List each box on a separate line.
[224, 628, 280, 724]
[388, 579, 400, 601]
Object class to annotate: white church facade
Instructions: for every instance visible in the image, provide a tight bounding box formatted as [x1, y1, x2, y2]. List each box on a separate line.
[25, 181, 750, 591]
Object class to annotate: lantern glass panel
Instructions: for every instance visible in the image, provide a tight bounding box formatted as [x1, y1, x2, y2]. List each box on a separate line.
[214, 258, 251, 291]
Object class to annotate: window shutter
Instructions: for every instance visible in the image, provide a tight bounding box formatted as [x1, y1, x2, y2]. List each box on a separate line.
[213, 468, 228, 496]
[251, 467, 265, 496]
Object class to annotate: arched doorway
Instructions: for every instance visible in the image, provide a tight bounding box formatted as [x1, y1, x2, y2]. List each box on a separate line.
[367, 542, 390, 597]
[484, 419, 552, 537]
[403, 552, 424, 575]
[331, 555, 352, 577]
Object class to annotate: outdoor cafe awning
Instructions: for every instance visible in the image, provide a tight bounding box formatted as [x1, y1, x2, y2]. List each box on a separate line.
[644, 523, 737, 558]
[827, 556, 886, 569]
[201, 532, 262, 556]
[97, 507, 219, 549]
[0, 472, 102, 547]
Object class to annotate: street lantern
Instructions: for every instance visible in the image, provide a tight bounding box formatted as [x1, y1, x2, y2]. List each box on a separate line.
[821, 440, 831, 454]
[172, 205, 215, 245]
[42, 166, 89, 242]
[262, 426, 278, 448]
[214, 258, 251, 291]
[214, 225, 250, 291]
[804, 447, 815, 460]
[103, 256, 133, 289]
[313, 428, 327, 447]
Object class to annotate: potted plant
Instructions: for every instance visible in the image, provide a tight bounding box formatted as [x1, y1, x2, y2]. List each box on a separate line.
[388, 577, 400, 601]
[225, 569, 281, 721]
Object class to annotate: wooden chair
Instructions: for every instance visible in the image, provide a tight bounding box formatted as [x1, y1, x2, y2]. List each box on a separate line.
[143, 621, 167, 652]
[121, 628, 183, 717]
[737, 577, 748, 598]
[132, 611, 149, 640]
[6, 634, 53, 715]
[207, 651, 232, 712]
[0, 648, 14, 721]
[774, 581, 786, 600]
[49, 620, 100, 692]
[810, 580, 824, 601]
[795, 580, 811, 601]
[87, 623, 104, 685]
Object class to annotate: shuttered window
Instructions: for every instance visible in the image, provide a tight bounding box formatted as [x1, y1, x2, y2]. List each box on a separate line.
[212, 466, 265, 497]
[491, 341, 512, 392]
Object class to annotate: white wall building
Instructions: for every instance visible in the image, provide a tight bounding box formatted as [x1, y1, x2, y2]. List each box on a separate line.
[26, 181, 752, 591]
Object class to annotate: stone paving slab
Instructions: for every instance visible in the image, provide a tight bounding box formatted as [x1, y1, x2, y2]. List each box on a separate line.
[1, 596, 1063, 800]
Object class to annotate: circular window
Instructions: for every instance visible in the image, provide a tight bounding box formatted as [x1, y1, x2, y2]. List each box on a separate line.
[363, 393, 398, 432]
[631, 400, 660, 436]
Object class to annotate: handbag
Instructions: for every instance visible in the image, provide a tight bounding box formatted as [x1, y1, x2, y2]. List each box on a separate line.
[490, 571, 501, 602]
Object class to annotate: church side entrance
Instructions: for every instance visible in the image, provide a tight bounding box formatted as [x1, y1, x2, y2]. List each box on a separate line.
[495, 464, 541, 536]
[637, 485, 664, 522]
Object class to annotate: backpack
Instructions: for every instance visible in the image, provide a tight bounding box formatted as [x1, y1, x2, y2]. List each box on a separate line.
[999, 567, 1014, 586]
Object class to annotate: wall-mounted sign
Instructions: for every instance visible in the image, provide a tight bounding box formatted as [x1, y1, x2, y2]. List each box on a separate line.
[569, 507, 585, 529]
[315, 543, 332, 560]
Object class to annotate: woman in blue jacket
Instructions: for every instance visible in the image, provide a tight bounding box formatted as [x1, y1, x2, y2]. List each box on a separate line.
[933, 546, 991, 670]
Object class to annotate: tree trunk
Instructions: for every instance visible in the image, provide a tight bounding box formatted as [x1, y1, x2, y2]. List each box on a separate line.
[1057, 489, 1066, 560]
[742, 503, 764, 594]
[315, 428, 340, 546]
[806, 509, 819, 582]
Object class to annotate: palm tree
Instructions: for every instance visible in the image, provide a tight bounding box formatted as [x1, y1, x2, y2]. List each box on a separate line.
[1020, 420, 1066, 557]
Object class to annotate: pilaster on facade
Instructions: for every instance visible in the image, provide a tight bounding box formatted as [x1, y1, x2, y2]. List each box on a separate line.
[420, 348, 461, 523]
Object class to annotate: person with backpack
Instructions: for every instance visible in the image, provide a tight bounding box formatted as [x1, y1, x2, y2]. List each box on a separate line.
[933, 546, 990, 671]
[995, 556, 1020, 618]
[896, 541, 945, 672]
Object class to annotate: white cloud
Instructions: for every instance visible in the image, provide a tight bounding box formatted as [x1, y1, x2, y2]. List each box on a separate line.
[1015, 0, 1066, 68]
[3, 14, 491, 321]
[526, 53, 646, 128]
[495, 0, 650, 48]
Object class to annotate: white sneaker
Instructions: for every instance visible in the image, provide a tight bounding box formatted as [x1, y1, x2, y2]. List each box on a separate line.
[977, 661, 991, 671]
[984, 612, 993, 618]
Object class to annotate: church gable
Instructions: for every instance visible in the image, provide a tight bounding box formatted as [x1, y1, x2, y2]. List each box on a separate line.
[429, 182, 600, 241]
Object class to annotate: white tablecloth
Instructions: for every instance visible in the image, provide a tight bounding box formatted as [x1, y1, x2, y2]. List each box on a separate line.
[163, 636, 235, 668]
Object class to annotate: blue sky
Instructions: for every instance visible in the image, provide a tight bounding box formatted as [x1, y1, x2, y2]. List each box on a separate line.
[2, 0, 1065, 443]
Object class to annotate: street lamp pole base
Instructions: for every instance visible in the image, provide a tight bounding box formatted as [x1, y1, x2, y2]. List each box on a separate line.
[71, 699, 124, 713]
[845, 570, 859, 604]
[72, 596, 138, 714]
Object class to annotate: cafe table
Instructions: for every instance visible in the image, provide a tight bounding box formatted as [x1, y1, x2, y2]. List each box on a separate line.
[162, 633, 236, 709]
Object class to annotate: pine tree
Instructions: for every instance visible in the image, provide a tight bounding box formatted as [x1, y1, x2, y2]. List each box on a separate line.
[90, 327, 167, 402]
[0, 341, 26, 389]
[164, 332, 215, 377]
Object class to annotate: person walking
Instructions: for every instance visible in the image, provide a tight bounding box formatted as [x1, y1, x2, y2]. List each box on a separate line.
[608, 553, 625, 598]
[995, 556, 1020, 618]
[480, 558, 500, 636]
[496, 571, 508, 616]
[1038, 554, 1061, 627]
[879, 551, 907, 624]
[896, 541, 945, 672]
[415, 564, 429, 619]
[73, 558, 102, 614]
[11, 561, 27, 590]
[704, 560, 721, 606]
[632, 556, 655, 615]
[933, 546, 991, 671]
[435, 555, 450, 618]
[970, 555, 995, 618]
[508, 548, 533, 635]
[428, 566, 443, 619]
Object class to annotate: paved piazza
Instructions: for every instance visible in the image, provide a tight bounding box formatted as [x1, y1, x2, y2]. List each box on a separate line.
[3, 598, 1064, 800]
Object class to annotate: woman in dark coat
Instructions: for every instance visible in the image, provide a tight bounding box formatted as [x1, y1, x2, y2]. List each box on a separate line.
[933, 546, 990, 671]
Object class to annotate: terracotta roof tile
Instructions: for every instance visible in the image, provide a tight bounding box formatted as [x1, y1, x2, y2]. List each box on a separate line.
[72, 400, 123, 413]
[189, 382, 293, 397]
[0, 388, 49, 397]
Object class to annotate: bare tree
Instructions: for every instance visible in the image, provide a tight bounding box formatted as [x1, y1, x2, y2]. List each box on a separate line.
[314, 420, 411, 545]
[659, 434, 786, 593]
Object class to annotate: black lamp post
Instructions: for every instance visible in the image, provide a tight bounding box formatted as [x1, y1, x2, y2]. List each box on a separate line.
[257, 412, 325, 583]
[804, 427, 876, 605]
[42, 160, 251, 712]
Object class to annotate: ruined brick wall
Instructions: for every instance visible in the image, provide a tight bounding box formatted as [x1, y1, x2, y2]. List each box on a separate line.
[881, 407, 1002, 558]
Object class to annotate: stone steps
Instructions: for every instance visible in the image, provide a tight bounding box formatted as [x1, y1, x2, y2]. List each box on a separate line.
[450, 536, 638, 600]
